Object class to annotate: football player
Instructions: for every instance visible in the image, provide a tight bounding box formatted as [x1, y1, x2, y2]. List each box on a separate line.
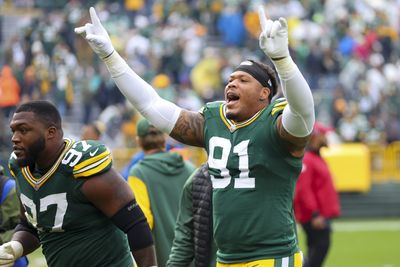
[76, 6, 315, 267]
[0, 100, 156, 267]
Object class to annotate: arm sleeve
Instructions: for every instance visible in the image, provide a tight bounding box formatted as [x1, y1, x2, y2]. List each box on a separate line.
[103, 51, 182, 134]
[127, 176, 154, 229]
[167, 177, 194, 267]
[274, 57, 315, 137]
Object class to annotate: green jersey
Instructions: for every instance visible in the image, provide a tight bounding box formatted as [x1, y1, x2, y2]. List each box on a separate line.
[9, 139, 133, 267]
[201, 99, 302, 263]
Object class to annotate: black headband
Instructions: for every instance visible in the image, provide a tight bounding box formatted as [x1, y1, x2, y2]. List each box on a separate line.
[234, 60, 272, 88]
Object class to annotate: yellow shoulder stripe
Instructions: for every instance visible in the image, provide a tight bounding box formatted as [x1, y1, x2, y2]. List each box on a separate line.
[73, 149, 110, 172]
[73, 149, 112, 177]
[73, 156, 112, 178]
[271, 100, 287, 116]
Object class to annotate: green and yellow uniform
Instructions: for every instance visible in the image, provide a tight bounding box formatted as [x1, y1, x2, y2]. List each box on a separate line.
[9, 139, 133, 267]
[201, 99, 302, 263]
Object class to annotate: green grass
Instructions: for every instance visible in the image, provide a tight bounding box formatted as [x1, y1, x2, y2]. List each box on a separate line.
[298, 218, 400, 267]
[27, 218, 400, 267]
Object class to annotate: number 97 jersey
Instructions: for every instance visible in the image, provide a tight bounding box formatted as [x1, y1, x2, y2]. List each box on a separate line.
[8, 139, 133, 267]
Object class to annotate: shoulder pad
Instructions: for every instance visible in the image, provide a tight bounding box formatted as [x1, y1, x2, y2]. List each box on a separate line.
[271, 98, 288, 116]
[63, 140, 112, 178]
[200, 101, 224, 115]
[8, 153, 18, 178]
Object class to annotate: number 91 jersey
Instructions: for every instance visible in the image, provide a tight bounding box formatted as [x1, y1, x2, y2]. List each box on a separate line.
[8, 139, 133, 267]
[201, 99, 303, 263]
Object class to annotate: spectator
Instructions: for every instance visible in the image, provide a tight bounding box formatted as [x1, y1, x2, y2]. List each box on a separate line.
[0, 165, 28, 267]
[294, 122, 341, 267]
[80, 120, 106, 141]
[0, 66, 21, 119]
[167, 163, 216, 267]
[127, 118, 196, 267]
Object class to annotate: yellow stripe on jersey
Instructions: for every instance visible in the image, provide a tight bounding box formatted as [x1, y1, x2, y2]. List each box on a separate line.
[271, 100, 287, 116]
[73, 149, 110, 173]
[73, 155, 112, 178]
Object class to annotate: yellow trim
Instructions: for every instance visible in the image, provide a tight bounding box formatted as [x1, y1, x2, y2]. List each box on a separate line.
[271, 106, 285, 116]
[216, 258, 274, 267]
[273, 100, 288, 107]
[21, 139, 73, 189]
[73, 149, 110, 172]
[219, 104, 265, 132]
[294, 252, 302, 267]
[127, 176, 154, 229]
[73, 157, 112, 178]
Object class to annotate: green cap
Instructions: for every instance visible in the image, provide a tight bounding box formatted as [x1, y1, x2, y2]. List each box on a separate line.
[137, 118, 162, 137]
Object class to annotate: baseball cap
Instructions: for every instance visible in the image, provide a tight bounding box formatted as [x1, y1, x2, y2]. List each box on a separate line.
[312, 122, 333, 136]
[136, 118, 162, 137]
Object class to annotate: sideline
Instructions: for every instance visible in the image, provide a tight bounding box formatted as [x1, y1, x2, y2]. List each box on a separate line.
[332, 219, 400, 232]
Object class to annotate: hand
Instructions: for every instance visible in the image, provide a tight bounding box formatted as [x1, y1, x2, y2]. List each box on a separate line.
[311, 215, 327, 230]
[74, 7, 114, 59]
[258, 6, 289, 60]
[0, 241, 23, 267]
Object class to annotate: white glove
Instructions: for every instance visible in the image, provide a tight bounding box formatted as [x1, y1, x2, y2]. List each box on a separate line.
[258, 6, 289, 60]
[74, 7, 114, 59]
[0, 241, 23, 267]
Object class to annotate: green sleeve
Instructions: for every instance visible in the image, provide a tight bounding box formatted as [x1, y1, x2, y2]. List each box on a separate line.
[0, 187, 20, 244]
[167, 175, 195, 267]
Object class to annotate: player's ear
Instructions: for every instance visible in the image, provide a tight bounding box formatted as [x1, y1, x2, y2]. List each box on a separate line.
[259, 87, 270, 102]
[46, 126, 58, 139]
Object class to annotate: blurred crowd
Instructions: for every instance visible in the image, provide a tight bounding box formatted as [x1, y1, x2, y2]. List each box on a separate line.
[1, 0, 400, 155]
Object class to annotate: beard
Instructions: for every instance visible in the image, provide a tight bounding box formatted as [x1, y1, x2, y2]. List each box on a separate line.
[16, 136, 46, 167]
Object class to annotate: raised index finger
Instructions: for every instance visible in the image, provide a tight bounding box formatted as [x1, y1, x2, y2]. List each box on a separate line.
[258, 5, 268, 32]
[89, 7, 101, 27]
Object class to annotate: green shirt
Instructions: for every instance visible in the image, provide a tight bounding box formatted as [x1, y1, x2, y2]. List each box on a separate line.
[9, 139, 133, 267]
[129, 152, 195, 267]
[202, 99, 302, 263]
[0, 178, 20, 244]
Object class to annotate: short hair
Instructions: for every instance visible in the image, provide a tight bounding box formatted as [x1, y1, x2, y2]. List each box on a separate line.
[15, 100, 62, 129]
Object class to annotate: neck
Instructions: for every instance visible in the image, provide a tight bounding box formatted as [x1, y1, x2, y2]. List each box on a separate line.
[143, 148, 165, 156]
[36, 140, 65, 172]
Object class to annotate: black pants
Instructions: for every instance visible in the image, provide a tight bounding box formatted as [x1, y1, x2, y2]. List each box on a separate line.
[302, 221, 331, 267]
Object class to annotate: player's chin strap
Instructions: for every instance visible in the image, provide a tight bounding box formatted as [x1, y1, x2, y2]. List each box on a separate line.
[103, 51, 182, 134]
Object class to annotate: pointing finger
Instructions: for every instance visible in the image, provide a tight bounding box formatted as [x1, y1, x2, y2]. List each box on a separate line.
[89, 7, 101, 27]
[258, 5, 268, 32]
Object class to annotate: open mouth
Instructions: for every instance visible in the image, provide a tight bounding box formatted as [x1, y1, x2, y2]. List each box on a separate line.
[226, 92, 240, 105]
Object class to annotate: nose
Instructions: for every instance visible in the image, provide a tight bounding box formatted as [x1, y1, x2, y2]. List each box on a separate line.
[11, 131, 20, 144]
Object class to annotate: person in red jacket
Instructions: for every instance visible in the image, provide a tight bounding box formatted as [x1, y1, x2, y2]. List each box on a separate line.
[294, 122, 341, 267]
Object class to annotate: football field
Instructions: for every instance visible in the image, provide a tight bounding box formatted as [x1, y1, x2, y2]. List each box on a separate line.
[28, 218, 400, 267]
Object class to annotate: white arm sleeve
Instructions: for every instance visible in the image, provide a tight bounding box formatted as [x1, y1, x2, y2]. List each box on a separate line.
[102, 51, 182, 134]
[273, 57, 315, 137]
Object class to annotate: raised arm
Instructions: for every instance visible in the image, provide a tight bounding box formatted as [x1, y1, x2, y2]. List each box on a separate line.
[258, 6, 315, 154]
[75, 7, 204, 147]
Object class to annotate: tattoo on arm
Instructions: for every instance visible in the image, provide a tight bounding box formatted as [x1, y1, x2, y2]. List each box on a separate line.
[170, 110, 205, 147]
